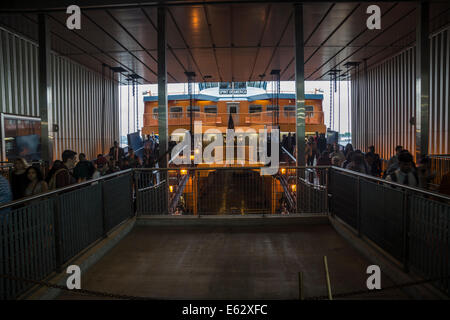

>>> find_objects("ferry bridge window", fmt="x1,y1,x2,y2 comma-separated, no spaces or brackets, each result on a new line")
170,106,183,118
219,82,232,89
235,82,246,89
199,82,218,91
249,105,262,113
246,81,267,90
1,114,41,162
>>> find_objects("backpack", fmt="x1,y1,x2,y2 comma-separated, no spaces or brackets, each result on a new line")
48,168,69,190
389,170,418,185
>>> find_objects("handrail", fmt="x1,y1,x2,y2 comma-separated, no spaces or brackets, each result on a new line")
3,164,447,210
277,174,296,210
169,144,188,164
428,154,450,159
281,146,296,162
331,166,450,201
0,169,132,210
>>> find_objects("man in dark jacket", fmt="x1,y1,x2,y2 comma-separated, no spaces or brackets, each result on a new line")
73,153,95,182
317,133,327,155
109,141,125,167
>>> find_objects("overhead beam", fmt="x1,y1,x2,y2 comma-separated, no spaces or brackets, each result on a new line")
415,1,430,159
0,0,439,13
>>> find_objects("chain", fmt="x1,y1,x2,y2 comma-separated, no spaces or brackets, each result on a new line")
2,273,448,300
0,274,159,300
305,275,450,300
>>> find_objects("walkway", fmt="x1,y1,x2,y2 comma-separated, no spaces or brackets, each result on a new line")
57,224,412,300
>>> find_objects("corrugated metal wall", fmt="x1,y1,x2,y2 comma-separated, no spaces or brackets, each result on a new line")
0,26,119,161
429,27,450,155
351,26,449,161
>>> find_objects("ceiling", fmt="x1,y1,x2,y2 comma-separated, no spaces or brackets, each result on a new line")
0,1,449,84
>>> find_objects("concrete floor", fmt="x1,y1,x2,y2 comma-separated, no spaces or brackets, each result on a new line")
57,224,412,300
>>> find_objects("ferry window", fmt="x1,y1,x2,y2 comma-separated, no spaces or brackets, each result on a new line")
187,106,200,117
266,105,280,111
249,105,262,113
187,106,200,112
284,105,295,117
170,107,183,113
170,107,183,118
305,105,314,117
204,105,217,114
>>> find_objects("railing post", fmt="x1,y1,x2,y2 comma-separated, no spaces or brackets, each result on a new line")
53,198,63,273
100,180,108,238
325,167,329,215
356,176,361,237
131,171,136,217
402,190,410,273
328,167,333,217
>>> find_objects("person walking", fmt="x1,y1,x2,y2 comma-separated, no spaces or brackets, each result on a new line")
24,166,48,196
109,141,125,168
366,146,382,177
10,157,30,200
48,150,77,189
346,150,369,174
385,151,418,187
73,153,95,182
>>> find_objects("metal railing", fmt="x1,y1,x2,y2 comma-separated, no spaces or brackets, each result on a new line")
329,166,450,296
0,170,134,300
133,166,329,216
2,163,449,298
429,155,450,186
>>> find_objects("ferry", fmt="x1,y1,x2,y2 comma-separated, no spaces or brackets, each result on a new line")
141,81,326,142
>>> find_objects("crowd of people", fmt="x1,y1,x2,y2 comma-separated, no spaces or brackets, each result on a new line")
0,136,164,208
1,132,449,213
304,135,439,190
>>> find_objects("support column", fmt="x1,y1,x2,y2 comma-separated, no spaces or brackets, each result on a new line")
294,3,305,214
157,5,169,214
294,4,305,167
415,1,430,159
38,14,53,164
158,6,169,167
